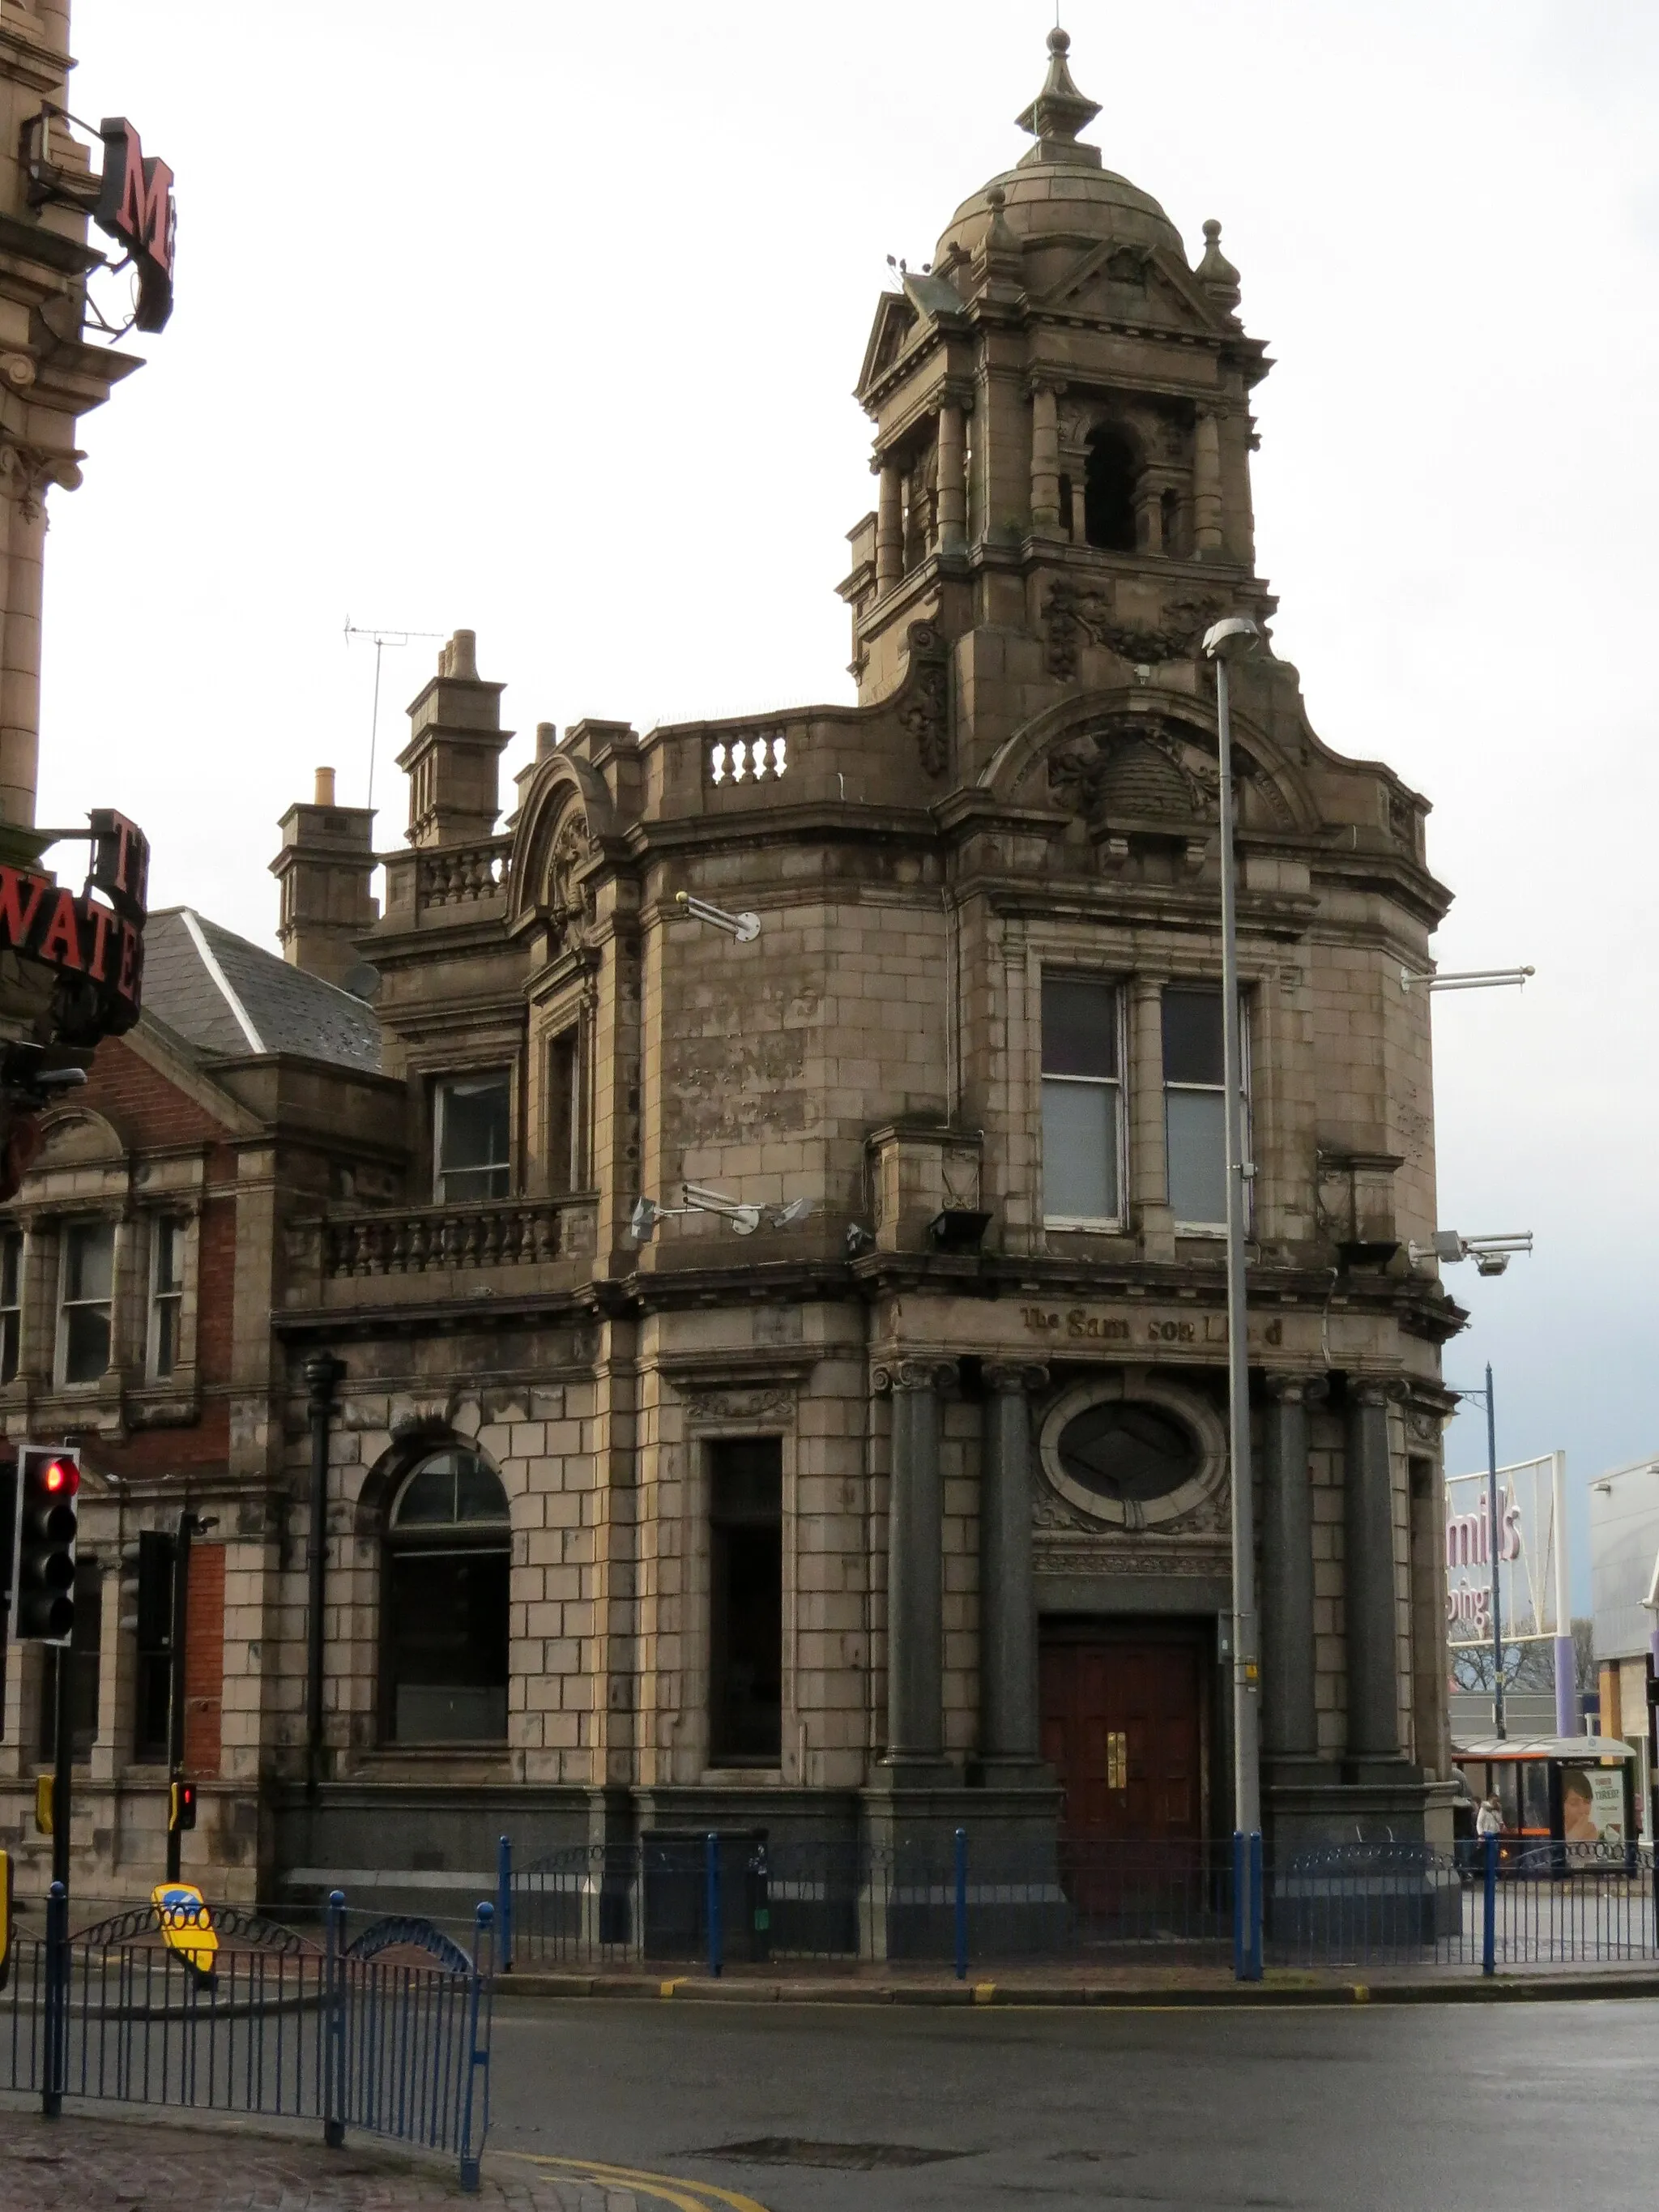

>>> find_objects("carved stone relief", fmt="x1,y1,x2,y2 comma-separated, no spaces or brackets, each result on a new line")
897,620,950,778
1044,579,1224,678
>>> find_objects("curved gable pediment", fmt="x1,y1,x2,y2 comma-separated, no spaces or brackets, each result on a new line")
983,690,1316,838
509,750,615,930
36,1103,130,1168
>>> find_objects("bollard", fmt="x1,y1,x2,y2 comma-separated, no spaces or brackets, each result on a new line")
1231,1831,1245,1981
1482,1832,1498,1977
497,1836,513,1974
41,1879,66,2119
706,1832,723,1979
953,1828,968,1981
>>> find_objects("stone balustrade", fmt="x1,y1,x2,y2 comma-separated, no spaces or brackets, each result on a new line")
321,1198,592,1279
707,730,788,786
416,839,512,909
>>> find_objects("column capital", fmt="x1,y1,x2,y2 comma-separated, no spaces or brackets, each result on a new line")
0,438,80,520
873,1356,958,1396
936,382,975,416
1350,1377,1409,1409
1026,374,1066,400
983,1360,1049,1396
1266,1373,1328,1407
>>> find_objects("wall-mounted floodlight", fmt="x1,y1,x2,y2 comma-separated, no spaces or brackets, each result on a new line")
629,1185,813,1241
1408,1228,1533,1279
675,891,761,943
1400,965,1535,994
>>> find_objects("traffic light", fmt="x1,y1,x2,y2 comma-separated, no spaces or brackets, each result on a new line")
168,1781,196,1833
11,1444,79,1643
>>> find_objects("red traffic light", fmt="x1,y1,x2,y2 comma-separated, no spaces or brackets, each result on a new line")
42,1458,77,1497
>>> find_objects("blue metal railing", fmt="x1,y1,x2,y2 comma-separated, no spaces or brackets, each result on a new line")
497,1830,1659,1982
1,1885,495,2192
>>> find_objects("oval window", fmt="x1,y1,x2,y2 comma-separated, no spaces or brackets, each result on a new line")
1056,1402,1199,1505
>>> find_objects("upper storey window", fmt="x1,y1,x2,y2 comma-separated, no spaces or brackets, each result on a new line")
59,1221,114,1385
433,1073,510,1204
1162,988,1248,1232
1084,425,1137,552
1042,976,1124,1228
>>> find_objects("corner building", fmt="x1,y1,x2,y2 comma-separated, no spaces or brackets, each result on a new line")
272,32,1463,1897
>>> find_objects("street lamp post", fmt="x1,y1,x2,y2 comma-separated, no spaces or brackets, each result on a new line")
1203,614,1261,1975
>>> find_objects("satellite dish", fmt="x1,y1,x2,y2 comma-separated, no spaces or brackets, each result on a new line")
340,961,381,1002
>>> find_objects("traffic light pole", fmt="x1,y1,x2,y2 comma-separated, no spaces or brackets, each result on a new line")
50,1642,70,1892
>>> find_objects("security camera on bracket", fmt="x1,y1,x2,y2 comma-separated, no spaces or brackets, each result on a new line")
629,1185,813,1241
1408,1228,1533,1279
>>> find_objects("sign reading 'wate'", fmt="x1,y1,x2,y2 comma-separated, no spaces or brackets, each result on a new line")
0,810,149,1039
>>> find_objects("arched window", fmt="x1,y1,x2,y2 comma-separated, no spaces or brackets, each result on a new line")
384,1447,510,1744
1083,425,1138,552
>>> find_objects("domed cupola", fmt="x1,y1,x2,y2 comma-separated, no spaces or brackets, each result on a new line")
842,26,1274,773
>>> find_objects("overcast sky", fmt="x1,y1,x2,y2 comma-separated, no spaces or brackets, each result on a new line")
50,3,1659,1604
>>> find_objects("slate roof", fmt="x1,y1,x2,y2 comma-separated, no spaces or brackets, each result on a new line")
141,909,382,1074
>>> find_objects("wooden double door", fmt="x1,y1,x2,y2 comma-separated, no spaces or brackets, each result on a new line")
1040,1621,1211,1845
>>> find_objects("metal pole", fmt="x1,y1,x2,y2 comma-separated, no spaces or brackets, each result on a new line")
366,637,384,815
305,1353,344,1800
1486,1364,1505,1741
1550,1450,1575,1739
1214,651,1260,1846
165,1510,194,1884
49,1642,70,1893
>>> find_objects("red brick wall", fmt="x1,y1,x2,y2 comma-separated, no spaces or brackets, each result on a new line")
72,1038,239,1480
181,1541,224,1775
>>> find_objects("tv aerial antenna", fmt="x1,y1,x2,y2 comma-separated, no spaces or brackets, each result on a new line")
343,620,444,813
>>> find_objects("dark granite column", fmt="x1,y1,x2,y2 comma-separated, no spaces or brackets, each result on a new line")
1261,1377,1320,1761
878,1360,955,1781
1346,1381,1402,1765
979,1363,1049,1784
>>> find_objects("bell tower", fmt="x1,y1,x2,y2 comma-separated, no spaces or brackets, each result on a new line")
840,28,1275,778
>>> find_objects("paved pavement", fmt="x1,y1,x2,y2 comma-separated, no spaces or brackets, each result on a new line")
0,2103,761,2212
488,1994,1659,2210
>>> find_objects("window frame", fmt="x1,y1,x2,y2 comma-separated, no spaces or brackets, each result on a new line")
380,1445,512,1748
431,1069,513,1206
56,1217,115,1389
1039,973,1128,1232
147,1213,186,1382
546,1023,586,1198
0,1227,20,1386
1161,984,1252,1236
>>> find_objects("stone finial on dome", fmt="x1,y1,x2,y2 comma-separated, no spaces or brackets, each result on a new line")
1196,218,1242,314
1016,26,1102,162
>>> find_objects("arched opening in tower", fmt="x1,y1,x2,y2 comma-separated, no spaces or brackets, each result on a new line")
1084,425,1138,552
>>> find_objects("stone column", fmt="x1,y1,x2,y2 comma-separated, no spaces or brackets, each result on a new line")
1028,380,1061,534
936,402,967,554
0,444,75,827
979,1363,1048,1782
1192,409,1224,556
877,1359,954,1778
1128,977,1173,1257
875,459,903,595
1261,1377,1320,1761
1345,1381,1402,1763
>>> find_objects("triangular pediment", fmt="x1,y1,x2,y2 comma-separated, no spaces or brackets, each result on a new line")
856,290,920,399
1036,238,1222,333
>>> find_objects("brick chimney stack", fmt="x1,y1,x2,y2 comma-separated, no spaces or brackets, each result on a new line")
270,765,377,986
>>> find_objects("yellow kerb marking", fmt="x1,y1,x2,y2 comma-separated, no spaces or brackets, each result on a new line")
659,1976,683,1997
1351,1983,1371,2003
513,2153,773,2212
974,1981,996,2003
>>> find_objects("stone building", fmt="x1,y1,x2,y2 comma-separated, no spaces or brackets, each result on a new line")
0,890,389,1894
4,29,1465,1902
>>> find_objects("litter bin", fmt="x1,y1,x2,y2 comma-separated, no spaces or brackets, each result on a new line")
641,1829,770,1962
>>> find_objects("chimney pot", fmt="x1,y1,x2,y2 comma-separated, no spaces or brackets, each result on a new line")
446,629,478,681
314,766,335,806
